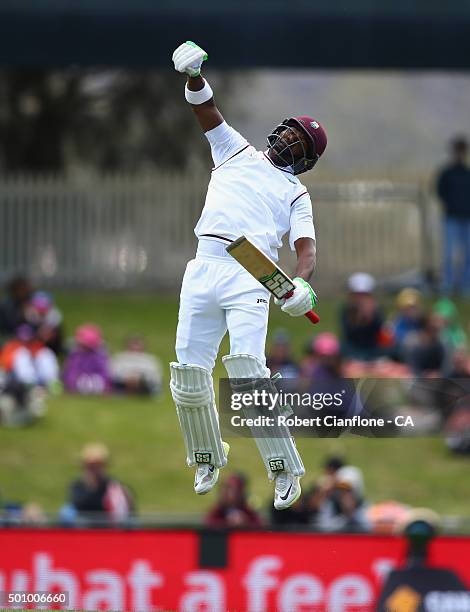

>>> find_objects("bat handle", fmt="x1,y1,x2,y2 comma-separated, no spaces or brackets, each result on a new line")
305,310,320,324
283,290,320,324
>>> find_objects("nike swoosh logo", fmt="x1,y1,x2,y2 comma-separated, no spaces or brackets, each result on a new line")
209,466,215,473
280,483,293,501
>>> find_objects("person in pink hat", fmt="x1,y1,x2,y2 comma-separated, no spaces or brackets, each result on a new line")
62,324,112,395
301,332,343,383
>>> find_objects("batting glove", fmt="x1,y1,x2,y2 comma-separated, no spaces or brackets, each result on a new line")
172,41,208,77
275,277,317,317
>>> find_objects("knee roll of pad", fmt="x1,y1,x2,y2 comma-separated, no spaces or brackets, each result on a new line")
170,362,227,469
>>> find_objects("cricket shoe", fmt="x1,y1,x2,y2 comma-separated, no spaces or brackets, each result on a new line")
194,441,230,495
274,471,301,510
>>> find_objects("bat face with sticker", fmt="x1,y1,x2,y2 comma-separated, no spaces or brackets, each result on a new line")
226,236,320,324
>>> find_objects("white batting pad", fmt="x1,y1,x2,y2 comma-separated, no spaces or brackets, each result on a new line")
222,354,305,480
170,362,228,469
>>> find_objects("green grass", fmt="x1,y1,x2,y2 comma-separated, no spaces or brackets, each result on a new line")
0,292,469,517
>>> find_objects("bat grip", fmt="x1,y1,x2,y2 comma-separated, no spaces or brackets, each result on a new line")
283,291,320,324
305,310,320,324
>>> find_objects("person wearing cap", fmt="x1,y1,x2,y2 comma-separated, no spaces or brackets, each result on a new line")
340,273,387,361
25,290,64,356
377,509,470,610
389,288,425,359
301,332,343,382
436,136,470,295
170,41,327,509
317,465,370,533
61,443,135,525
62,324,112,394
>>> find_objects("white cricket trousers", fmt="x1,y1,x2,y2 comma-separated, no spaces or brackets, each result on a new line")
176,239,271,371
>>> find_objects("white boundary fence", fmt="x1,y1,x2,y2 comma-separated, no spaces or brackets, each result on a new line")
0,174,439,293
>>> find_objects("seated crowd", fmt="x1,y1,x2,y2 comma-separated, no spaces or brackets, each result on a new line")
0,445,410,533
267,272,470,455
204,456,410,533
0,275,162,426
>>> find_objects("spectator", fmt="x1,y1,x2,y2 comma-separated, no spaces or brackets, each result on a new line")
301,332,342,382
377,509,469,611
110,336,162,396
340,273,387,361
25,291,64,355
61,443,135,524
0,324,60,389
433,298,467,351
403,313,448,376
0,275,33,343
266,329,299,379
315,455,345,503
444,403,470,455
367,501,410,535
205,473,263,528
317,465,370,532
63,324,112,395
436,136,470,295
389,288,425,357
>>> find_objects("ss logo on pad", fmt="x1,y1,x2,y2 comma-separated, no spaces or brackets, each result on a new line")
269,459,285,472
195,451,212,464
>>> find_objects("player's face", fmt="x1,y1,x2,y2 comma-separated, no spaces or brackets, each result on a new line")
269,125,310,168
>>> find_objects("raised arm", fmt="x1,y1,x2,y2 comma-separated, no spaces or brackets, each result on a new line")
172,41,224,133
186,75,224,133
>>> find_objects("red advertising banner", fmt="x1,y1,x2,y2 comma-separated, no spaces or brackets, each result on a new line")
0,529,469,611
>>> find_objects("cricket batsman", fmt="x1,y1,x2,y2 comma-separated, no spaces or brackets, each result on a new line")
169,41,327,509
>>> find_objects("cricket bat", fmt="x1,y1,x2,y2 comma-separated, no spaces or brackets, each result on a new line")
226,236,320,325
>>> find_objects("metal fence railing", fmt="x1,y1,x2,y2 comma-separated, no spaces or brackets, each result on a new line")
0,175,438,293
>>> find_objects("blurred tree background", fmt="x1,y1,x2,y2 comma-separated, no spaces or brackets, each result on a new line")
0,69,235,173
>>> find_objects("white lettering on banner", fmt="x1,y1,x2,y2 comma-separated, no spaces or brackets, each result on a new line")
426,591,470,612
10,570,29,593
34,553,79,610
0,550,399,610
277,574,324,611
128,560,163,611
328,574,373,610
244,556,281,612
180,571,225,612
243,556,374,611
82,571,123,612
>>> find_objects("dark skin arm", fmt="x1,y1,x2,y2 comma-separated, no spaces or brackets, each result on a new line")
186,74,224,133
294,237,316,282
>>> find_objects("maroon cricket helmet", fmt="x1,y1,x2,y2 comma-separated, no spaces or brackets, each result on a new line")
287,116,327,159
267,115,327,175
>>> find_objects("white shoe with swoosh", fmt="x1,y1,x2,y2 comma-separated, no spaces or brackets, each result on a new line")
194,441,230,495
274,471,301,510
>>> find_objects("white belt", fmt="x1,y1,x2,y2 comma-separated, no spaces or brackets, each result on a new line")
196,238,237,262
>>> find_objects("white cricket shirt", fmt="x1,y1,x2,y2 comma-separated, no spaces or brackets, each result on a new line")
194,121,316,261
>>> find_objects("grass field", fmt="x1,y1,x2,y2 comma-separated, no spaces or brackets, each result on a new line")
0,292,469,518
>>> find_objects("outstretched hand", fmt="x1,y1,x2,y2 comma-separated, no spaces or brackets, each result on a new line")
172,41,208,77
